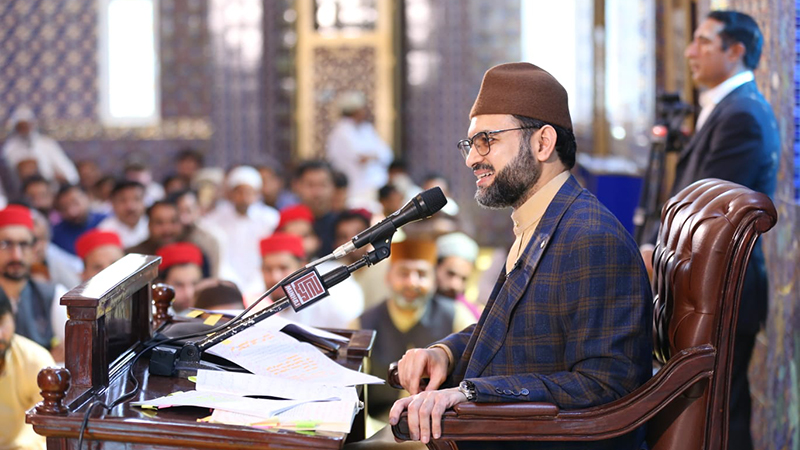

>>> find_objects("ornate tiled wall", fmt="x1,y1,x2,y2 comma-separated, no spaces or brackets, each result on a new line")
0,0,213,184
401,0,521,246
160,0,212,120
700,1,799,448
0,0,97,126
310,46,377,157
261,0,296,168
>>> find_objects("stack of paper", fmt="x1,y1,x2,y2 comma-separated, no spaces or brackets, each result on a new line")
137,317,383,433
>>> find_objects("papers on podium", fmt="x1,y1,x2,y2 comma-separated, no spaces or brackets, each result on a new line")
209,400,361,433
206,324,383,386
195,370,360,403
137,317,379,433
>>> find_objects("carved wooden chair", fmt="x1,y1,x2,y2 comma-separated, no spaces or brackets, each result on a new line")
390,178,778,450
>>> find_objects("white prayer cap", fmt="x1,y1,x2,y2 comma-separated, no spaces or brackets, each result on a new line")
7,105,36,131
193,167,225,188
226,165,263,190
436,232,479,264
338,91,367,115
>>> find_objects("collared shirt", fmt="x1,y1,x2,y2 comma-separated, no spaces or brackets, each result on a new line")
695,70,754,131
505,170,571,273
98,215,149,249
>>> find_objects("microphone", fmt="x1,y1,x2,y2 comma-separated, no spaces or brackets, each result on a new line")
332,187,448,259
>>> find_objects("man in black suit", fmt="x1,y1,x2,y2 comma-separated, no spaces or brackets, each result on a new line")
648,10,779,450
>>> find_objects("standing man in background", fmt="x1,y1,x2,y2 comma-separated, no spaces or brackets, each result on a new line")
326,91,393,208
643,11,779,450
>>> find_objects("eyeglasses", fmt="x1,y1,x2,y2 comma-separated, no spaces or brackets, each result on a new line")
457,127,539,160
0,239,36,252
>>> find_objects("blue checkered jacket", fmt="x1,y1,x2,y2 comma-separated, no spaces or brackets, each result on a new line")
439,175,653,411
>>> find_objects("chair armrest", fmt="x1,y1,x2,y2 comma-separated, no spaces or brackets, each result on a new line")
388,361,401,389
453,402,559,418
392,344,716,442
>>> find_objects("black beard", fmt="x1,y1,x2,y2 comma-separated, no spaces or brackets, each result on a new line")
2,262,30,281
474,139,541,209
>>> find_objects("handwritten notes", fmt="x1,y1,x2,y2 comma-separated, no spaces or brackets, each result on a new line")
141,317,377,434
206,326,383,386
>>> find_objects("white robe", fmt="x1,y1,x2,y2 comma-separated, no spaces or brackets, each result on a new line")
2,132,79,184
326,118,393,205
201,201,279,294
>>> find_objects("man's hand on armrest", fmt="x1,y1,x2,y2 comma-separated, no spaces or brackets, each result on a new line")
397,347,451,395
389,387,468,444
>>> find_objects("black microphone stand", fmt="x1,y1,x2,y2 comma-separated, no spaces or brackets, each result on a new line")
148,240,392,377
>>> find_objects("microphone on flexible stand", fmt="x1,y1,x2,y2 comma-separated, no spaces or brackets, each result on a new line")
149,243,396,377
306,186,449,267
148,189,448,377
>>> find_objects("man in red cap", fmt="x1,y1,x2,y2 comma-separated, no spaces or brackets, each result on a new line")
0,204,67,360
276,204,321,258
156,242,205,314
257,233,363,329
75,229,124,282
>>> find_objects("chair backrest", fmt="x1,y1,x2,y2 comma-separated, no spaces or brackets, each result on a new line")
648,179,777,450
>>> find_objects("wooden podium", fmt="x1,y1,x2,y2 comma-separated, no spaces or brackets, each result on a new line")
26,254,375,449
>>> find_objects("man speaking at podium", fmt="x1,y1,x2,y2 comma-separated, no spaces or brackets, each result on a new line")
369,63,653,450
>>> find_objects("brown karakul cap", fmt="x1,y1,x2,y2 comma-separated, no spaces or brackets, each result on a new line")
390,239,437,265
469,62,572,131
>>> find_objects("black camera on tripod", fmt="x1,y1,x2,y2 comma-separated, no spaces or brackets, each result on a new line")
633,93,695,244
654,93,694,153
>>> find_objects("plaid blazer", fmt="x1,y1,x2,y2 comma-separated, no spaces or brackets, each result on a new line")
439,175,653,411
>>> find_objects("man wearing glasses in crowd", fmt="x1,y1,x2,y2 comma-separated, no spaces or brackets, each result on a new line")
0,204,66,361
367,63,653,450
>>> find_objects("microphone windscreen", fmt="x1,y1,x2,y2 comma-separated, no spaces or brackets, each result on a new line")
419,187,448,215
